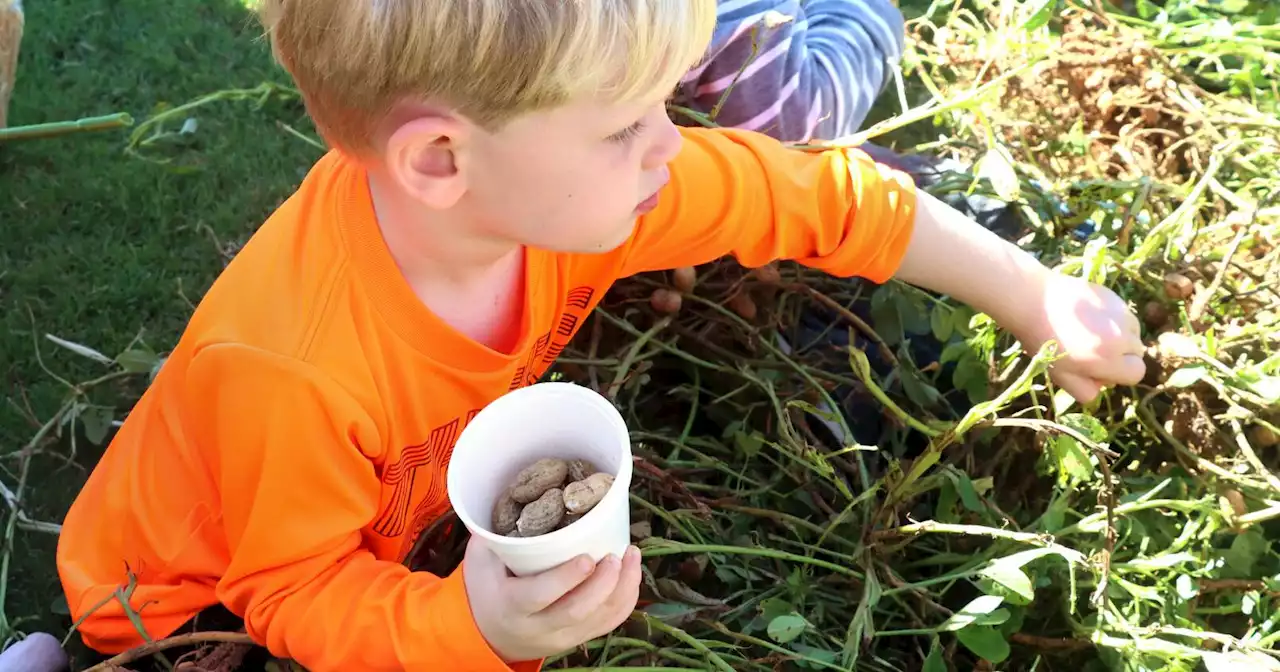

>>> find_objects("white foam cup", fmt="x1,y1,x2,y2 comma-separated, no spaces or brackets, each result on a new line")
446,381,633,576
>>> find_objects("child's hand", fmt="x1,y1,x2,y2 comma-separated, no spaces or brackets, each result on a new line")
1003,271,1147,404
462,536,642,663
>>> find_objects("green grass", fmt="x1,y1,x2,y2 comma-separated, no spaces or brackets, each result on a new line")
3,0,1280,670
0,0,319,639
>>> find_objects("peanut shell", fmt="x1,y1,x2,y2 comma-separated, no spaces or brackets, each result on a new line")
559,512,584,530
567,459,597,483
510,458,569,504
516,488,565,537
491,491,522,535
564,472,614,515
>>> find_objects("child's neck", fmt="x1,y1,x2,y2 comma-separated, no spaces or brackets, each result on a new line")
367,172,527,354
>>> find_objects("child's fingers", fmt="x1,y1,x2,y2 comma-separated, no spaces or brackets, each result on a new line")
537,554,623,630
591,546,642,637
1080,348,1146,387
508,554,596,615
1054,369,1102,404
1116,353,1147,385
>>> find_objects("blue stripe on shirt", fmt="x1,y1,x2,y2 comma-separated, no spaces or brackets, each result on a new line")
676,0,905,143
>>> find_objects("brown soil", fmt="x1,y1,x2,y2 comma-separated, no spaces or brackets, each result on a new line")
920,8,1207,181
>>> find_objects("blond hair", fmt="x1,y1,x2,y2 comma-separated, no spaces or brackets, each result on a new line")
258,0,716,155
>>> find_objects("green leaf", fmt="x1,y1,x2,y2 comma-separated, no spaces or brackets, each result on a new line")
901,368,943,408
80,406,115,446
980,564,1035,601
50,595,71,616
734,431,764,458
1058,413,1108,443
793,644,839,668
956,625,1010,663
870,287,904,348
1135,0,1160,19
643,602,701,626
1115,552,1198,571
1050,435,1094,483
931,306,953,341
1223,530,1269,577
940,595,1005,631
999,546,1087,569
1166,364,1208,388
999,606,1027,637
898,293,931,337
844,569,881,664
953,471,983,513
923,636,946,672
953,355,990,405
940,341,970,365
937,479,959,524
768,613,808,644
1040,494,1069,532
951,307,976,338
759,597,794,624
116,348,161,374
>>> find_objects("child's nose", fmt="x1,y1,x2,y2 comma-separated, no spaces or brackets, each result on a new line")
642,115,684,170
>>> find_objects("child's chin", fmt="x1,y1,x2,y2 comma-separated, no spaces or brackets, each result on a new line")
563,223,638,254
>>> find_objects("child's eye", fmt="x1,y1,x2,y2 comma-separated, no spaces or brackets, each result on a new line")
607,121,645,144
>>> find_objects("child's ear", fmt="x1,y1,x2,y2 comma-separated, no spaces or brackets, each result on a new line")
384,115,469,209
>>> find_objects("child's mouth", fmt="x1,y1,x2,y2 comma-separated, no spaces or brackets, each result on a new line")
634,192,660,214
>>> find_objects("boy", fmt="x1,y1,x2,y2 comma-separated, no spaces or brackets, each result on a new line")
57,2,1146,672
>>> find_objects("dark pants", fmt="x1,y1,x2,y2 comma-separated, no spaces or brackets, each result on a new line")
68,604,260,671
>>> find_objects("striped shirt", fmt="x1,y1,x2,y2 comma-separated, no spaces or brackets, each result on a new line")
675,0,905,143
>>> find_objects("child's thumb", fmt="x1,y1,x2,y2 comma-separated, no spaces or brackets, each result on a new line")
462,535,508,585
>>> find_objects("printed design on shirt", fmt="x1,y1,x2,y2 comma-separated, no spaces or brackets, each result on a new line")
505,286,597,390
372,413,469,537
566,286,594,310
544,312,578,362
394,409,480,559
508,333,552,391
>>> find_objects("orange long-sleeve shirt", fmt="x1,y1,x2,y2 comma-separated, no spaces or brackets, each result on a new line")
56,127,916,671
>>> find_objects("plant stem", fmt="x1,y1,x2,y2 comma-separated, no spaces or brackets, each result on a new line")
638,614,736,672
0,113,133,142
640,541,864,579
